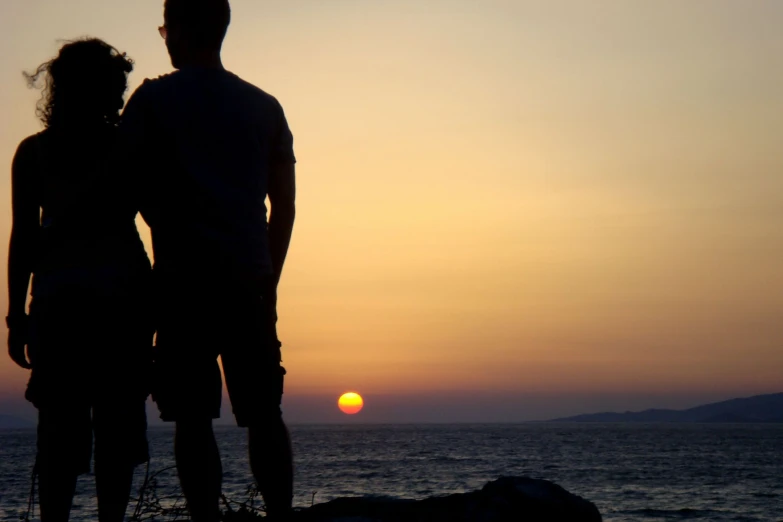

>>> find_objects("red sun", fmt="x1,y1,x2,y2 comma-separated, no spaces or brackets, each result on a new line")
338,392,364,415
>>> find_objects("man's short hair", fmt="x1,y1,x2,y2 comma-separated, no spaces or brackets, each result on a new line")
164,0,231,50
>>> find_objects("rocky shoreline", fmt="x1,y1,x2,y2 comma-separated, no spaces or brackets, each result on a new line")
224,477,602,521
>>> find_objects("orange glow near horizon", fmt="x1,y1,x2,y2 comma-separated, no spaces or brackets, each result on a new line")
338,392,364,415
0,1,781,412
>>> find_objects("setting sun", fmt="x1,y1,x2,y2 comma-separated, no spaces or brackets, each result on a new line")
338,392,364,415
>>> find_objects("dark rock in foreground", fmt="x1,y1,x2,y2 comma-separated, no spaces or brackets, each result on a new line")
292,477,602,521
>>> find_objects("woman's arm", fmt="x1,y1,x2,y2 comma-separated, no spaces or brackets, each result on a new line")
7,137,40,369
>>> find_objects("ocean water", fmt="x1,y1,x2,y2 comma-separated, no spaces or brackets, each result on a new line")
1,424,781,521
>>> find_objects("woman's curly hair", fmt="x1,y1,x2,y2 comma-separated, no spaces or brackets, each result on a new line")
24,38,134,128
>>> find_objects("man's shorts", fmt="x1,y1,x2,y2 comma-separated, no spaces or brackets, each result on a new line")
151,276,285,428
26,265,153,475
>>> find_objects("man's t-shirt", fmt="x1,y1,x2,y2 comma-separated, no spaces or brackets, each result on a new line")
119,67,295,283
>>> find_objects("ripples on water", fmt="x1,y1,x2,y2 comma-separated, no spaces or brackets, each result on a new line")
1,424,781,521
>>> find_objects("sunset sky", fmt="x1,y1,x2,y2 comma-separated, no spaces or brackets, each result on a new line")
0,0,781,423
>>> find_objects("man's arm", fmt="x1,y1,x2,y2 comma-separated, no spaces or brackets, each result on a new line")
7,138,40,369
117,81,156,226
267,100,297,288
268,162,296,287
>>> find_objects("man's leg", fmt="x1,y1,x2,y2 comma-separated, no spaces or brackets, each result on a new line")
175,419,223,522
154,280,225,522
227,288,292,517
248,418,293,516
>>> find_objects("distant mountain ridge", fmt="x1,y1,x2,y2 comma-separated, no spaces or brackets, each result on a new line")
548,393,783,423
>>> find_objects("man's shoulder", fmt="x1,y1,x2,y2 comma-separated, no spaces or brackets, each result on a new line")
227,72,284,110
122,73,177,113
133,71,181,96
132,70,282,109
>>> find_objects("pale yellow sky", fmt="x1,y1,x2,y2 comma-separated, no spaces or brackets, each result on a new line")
0,1,781,420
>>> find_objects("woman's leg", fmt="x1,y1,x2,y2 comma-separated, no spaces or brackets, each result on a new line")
93,397,149,522
36,407,91,522
95,459,135,522
92,266,154,522
37,461,78,522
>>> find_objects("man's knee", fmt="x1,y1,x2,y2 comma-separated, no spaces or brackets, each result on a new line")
248,417,290,446
175,418,216,446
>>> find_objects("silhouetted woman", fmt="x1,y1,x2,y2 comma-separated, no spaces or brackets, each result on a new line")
6,39,153,522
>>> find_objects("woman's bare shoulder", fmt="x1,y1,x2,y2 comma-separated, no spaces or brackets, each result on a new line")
14,130,47,161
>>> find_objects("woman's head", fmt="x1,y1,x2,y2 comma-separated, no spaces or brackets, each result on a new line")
25,38,134,128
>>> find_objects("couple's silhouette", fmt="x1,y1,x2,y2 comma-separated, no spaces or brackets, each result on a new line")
6,1,297,521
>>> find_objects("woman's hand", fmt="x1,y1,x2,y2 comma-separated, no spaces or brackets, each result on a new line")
7,137,39,370
7,316,32,369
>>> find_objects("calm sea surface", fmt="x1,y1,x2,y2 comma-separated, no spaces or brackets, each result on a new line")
0,424,781,521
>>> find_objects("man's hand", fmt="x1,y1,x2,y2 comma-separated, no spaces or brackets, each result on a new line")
7,318,31,370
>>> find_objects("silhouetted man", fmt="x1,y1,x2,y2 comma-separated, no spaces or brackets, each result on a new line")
118,1,296,520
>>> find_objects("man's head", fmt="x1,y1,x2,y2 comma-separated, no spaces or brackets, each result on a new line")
162,0,231,68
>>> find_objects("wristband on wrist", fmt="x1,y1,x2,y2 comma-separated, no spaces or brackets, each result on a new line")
6,314,28,329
